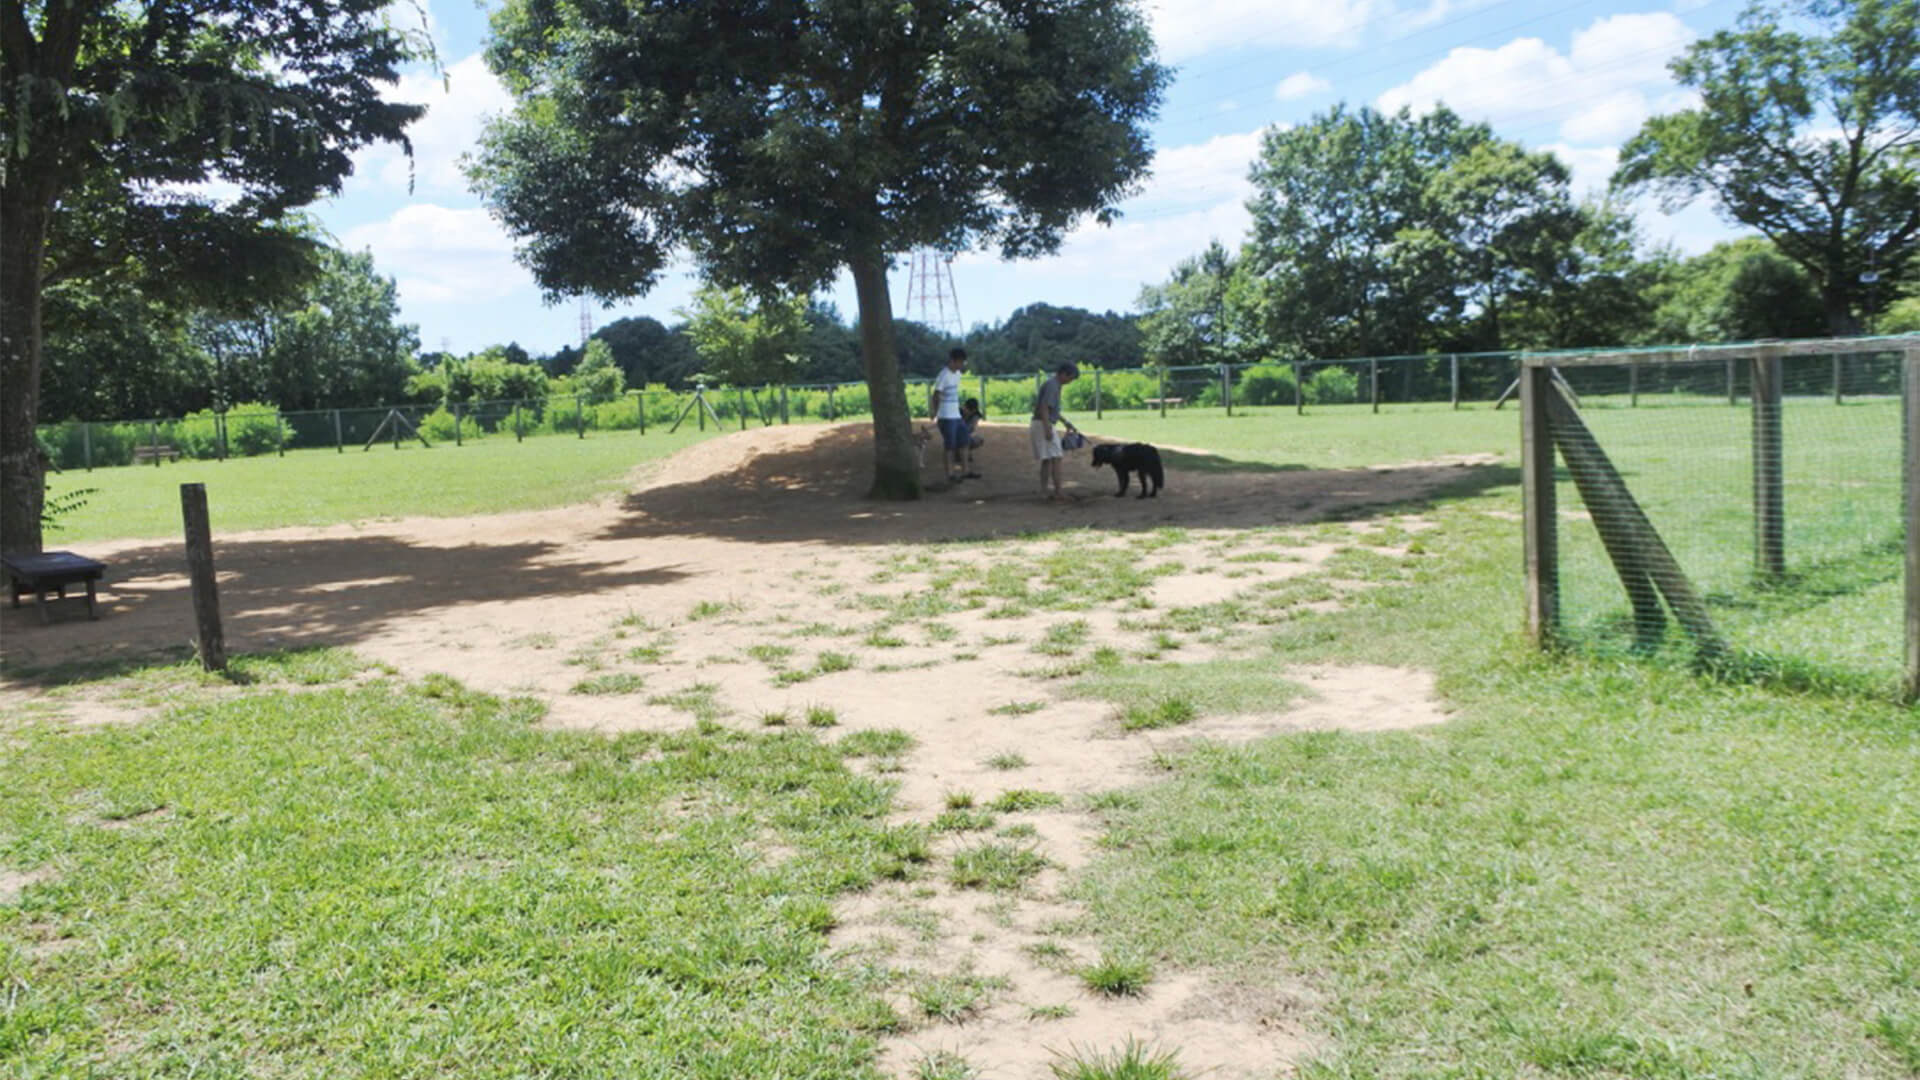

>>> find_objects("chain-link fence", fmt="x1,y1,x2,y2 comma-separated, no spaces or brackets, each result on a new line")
1521,337,1917,698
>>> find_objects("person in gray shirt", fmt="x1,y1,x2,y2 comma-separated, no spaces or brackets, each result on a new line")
1030,362,1080,501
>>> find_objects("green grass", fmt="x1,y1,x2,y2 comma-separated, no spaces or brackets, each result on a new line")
1072,491,1920,1078
988,700,1046,716
1079,952,1153,996
1047,1038,1187,1080
984,751,1028,771
569,672,646,695
1084,401,1516,471
1117,697,1198,732
43,427,719,542
0,672,907,1074
987,789,1065,812
1073,661,1303,721
948,843,1049,891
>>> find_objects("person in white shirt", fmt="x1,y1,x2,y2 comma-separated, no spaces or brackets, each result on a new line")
928,347,974,483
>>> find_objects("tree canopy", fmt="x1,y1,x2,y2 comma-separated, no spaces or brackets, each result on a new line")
1,0,425,551
1613,0,1920,334
470,0,1166,498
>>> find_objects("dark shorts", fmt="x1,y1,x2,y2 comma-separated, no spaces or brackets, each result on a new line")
938,416,967,451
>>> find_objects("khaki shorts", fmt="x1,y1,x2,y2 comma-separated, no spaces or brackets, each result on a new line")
1029,419,1061,461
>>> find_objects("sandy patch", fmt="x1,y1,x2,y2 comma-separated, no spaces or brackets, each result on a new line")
0,867,55,904
1,422,1485,1073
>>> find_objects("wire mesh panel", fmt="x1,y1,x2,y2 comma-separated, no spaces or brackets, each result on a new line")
1545,347,1904,693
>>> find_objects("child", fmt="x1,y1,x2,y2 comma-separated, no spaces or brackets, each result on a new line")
959,398,985,478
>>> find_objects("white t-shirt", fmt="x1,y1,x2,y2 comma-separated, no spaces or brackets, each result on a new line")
934,366,964,420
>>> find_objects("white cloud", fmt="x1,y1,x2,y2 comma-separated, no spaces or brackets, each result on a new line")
341,203,524,305
1274,71,1332,101
1539,142,1621,198
1144,0,1385,62
351,51,513,197
1139,129,1265,208
1375,12,1694,143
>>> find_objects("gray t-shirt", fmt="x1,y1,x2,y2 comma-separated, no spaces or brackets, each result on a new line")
1032,377,1062,422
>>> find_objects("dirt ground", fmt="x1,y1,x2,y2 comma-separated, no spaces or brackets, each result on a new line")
0,421,1497,1078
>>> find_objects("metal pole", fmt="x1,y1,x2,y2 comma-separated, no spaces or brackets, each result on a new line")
1727,356,1737,406
1221,363,1232,417
276,411,286,457
82,423,92,471
453,403,462,447
738,386,747,431
979,373,987,417
514,401,524,442
333,409,343,453
1834,354,1843,406
1159,367,1168,418
217,411,228,460
781,385,789,425
1630,362,1640,408
1094,367,1103,419
1294,362,1303,415
1370,359,1380,414
150,421,161,467
577,394,586,438
826,385,835,421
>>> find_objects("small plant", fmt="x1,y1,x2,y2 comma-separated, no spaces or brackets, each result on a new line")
1119,696,1197,732
569,673,646,695
688,599,739,620
1085,790,1143,812
780,896,837,934
1027,1002,1075,1021
745,643,794,666
988,789,1063,813
1034,620,1087,657
759,709,791,727
648,682,728,721
616,611,653,629
625,643,670,663
997,822,1039,839
1079,951,1153,997
915,1050,980,1080
925,622,959,643
944,791,975,810
814,650,857,674
988,701,1045,716
805,704,840,728
864,628,908,648
984,751,1027,771
838,729,915,757
774,669,817,686
1090,646,1124,668
933,808,996,833
948,842,1049,890
1048,1038,1185,1080
1023,941,1075,967
910,972,1003,1023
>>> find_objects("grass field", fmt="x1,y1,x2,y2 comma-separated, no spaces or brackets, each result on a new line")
8,405,1916,1077
44,426,720,543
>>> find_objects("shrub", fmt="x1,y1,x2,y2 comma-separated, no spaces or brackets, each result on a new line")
1305,366,1360,404
171,403,283,458
1236,364,1298,406
418,407,469,443
37,420,139,469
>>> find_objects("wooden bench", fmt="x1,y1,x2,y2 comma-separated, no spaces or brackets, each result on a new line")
2,551,108,623
133,444,181,464
1143,397,1187,408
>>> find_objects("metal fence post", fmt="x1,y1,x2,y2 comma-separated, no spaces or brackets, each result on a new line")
514,400,524,442
1094,366,1103,419
1907,343,1920,701
1370,359,1380,414
82,423,92,471
1726,356,1737,406
1752,344,1784,582
827,385,836,420
150,420,162,467
638,390,647,434
333,408,343,453
737,386,748,431
1221,363,1232,417
1294,362,1303,415
1450,355,1459,410
781,385,789,424
1159,367,1168,418
453,403,463,447
1630,362,1640,407
276,410,286,457
1834,354,1844,405
217,411,228,461
979,372,987,416
577,394,586,438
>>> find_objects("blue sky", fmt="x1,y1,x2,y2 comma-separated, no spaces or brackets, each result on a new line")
322,0,1749,355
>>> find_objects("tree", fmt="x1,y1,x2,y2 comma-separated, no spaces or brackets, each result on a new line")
679,286,811,387
1137,242,1239,366
1,0,424,552
1642,236,1827,342
1614,0,1920,335
568,339,626,403
470,0,1166,499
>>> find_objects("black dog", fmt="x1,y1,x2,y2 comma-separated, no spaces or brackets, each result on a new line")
1090,442,1164,498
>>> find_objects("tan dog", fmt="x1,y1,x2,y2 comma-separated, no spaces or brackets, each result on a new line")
912,425,934,471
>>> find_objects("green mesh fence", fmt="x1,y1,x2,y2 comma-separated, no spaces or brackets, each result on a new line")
1540,344,1907,694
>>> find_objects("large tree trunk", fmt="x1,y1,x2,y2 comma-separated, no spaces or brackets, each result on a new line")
0,184,49,554
849,255,921,501
1821,282,1861,336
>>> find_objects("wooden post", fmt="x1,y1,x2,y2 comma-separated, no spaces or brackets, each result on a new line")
781,385,789,424
1294,362,1304,415
826,385,835,421
453,403,463,447
393,409,402,450
1833,354,1843,405
1726,356,1737,406
1221,363,1233,417
514,401,524,442
333,409,343,453
82,423,92,471
1629,362,1640,407
1906,345,1920,701
1370,359,1380,414
576,394,586,438
150,421,161,467
1449,355,1459,410
978,373,987,417
1752,345,1785,582
276,411,286,457
217,412,228,460
1521,363,1559,647
1093,367,1103,419
737,386,748,431
180,483,226,672
697,388,707,431
1159,367,1168,418
638,390,647,434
